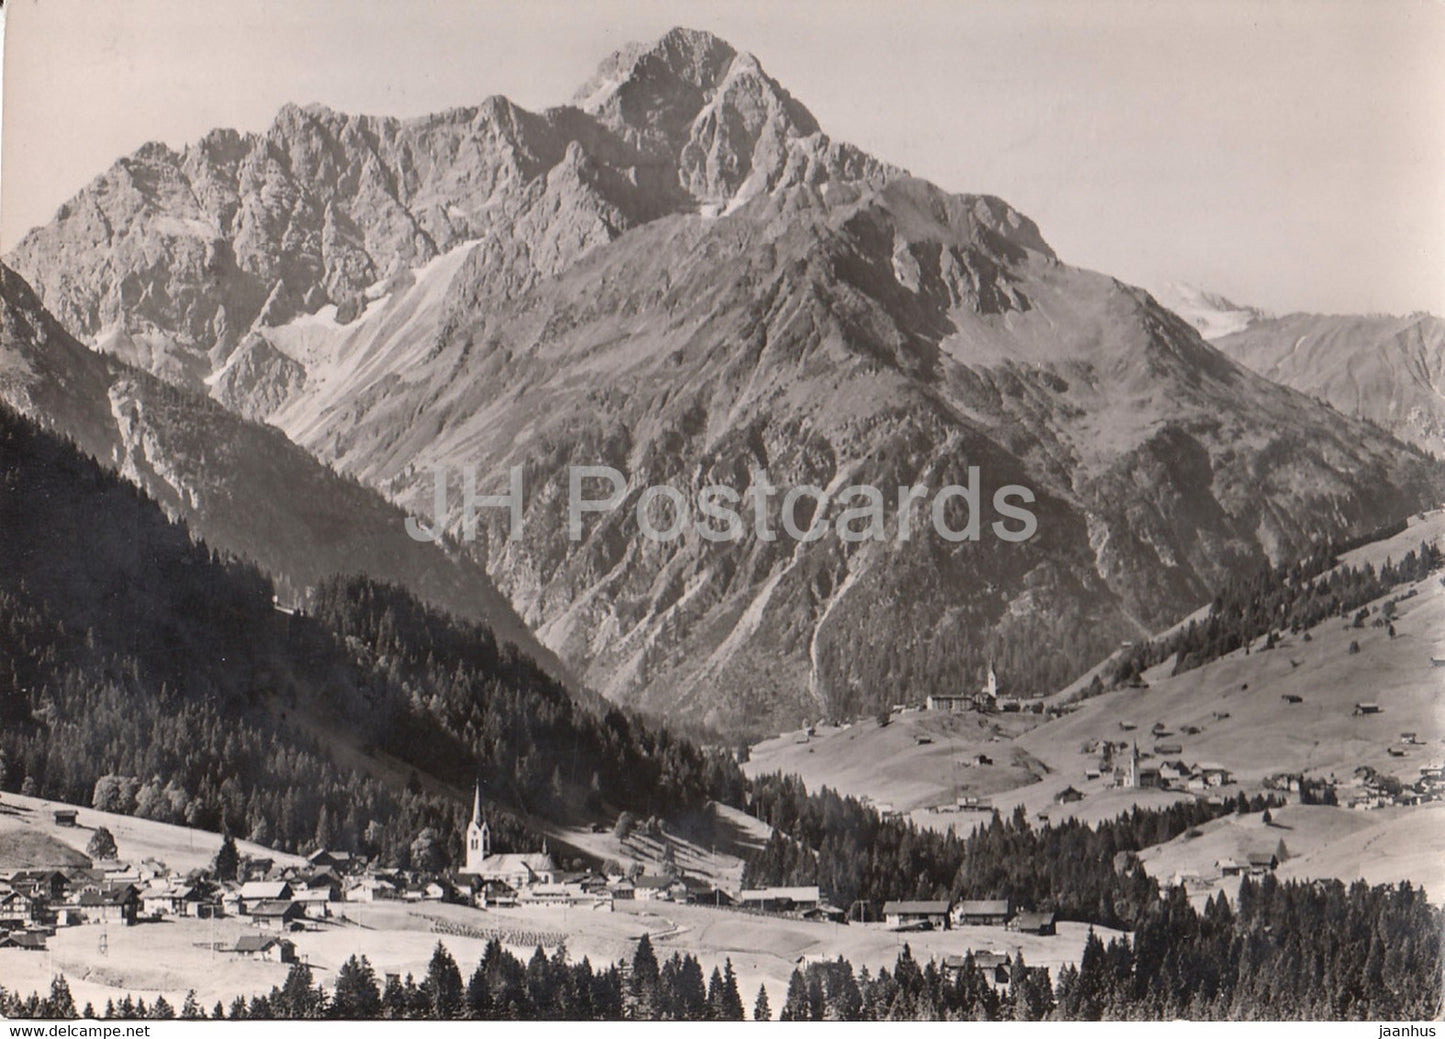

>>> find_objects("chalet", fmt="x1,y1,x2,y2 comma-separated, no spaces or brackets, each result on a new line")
737,887,820,913
0,931,47,951
1136,766,1162,789
294,889,333,920
345,876,397,903
1153,743,1183,757
78,886,139,925
232,935,296,963
927,693,975,712
1054,786,1085,804
1246,852,1278,875
0,889,41,929
238,880,294,905
952,899,1010,926
802,902,845,923
306,849,357,874
1198,764,1233,787
1008,910,1057,936
53,809,78,827
607,878,636,901
942,951,1011,987
882,900,950,930
1216,858,1245,877
296,871,343,900
1353,702,1382,716
250,900,304,930
632,875,675,902
455,877,517,909
11,870,68,901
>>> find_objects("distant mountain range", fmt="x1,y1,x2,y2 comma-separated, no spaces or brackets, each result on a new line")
1154,283,1445,456
7,28,1443,735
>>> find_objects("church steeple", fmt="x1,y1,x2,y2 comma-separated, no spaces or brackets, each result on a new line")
465,783,490,872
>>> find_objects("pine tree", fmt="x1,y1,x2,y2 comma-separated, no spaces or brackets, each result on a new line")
422,942,463,1019
753,984,771,1021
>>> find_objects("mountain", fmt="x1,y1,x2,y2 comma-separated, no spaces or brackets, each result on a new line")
8,28,1444,736
1211,311,1445,457
0,261,562,673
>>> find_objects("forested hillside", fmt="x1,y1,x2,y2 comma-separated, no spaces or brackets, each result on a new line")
0,404,742,862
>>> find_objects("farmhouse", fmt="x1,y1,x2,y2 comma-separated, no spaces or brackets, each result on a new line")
882,900,950,930
238,880,293,905
737,886,821,913
78,885,139,925
232,935,296,962
1246,852,1278,876
1007,910,1057,936
249,899,304,930
1054,786,1084,804
952,899,1011,926
0,931,47,951
942,951,1012,987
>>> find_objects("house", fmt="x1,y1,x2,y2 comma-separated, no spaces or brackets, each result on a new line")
737,887,821,913
294,889,333,920
1198,764,1233,787
943,952,1011,987
1007,910,1057,936
632,876,675,902
1216,858,1245,877
1054,786,1085,805
1246,852,1278,875
802,902,845,923
1281,694,1303,704
926,693,973,713
52,809,78,827
296,871,343,900
607,878,635,901
0,931,47,951
952,899,1010,926
232,935,296,962
250,900,304,929
78,886,139,926
11,870,68,901
1354,702,1383,715
882,900,950,930
1153,743,1183,757
345,876,397,903
238,880,294,905
306,849,357,874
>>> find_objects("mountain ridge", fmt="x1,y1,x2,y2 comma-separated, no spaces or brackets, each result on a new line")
7,28,1444,735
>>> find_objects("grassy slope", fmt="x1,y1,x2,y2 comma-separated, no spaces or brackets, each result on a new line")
0,792,304,874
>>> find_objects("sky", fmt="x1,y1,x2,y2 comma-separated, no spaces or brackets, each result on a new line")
2,0,1442,316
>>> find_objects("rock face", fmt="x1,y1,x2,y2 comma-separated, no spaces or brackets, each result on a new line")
8,28,1443,735
0,263,564,678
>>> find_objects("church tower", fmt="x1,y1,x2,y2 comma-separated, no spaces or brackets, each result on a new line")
465,784,490,873
1127,740,1139,790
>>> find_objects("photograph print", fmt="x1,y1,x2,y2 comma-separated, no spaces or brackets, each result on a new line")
0,0,1442,1025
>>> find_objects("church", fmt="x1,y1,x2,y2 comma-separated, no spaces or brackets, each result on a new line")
463,785,556,890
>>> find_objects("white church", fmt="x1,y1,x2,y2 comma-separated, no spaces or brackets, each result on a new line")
463,785,556,890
